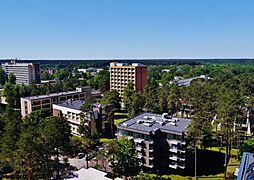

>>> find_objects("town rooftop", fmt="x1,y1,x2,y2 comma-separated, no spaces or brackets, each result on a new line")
117,112,191,135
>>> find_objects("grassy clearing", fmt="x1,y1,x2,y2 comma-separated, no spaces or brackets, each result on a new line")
99,138,111,144
114,119,127,125
114,111,129,125
114,112,129,116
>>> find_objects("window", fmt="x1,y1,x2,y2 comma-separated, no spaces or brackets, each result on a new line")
42,104,50,109
59,97,66,101
167,133,174,139
32,101,41,106
42,99,50,104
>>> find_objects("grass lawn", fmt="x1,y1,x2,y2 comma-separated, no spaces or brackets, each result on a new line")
114,111,129,125
114,118,127,125
114,112,129,116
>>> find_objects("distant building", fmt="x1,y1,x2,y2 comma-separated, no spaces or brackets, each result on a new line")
174,75,209,86
78,68,96,73
161,69,171,73
47,69,57,75
53,100,114,137
2,61,41,85
235,152,254,180
20,87,97,117
78,68,104,76
116,112,192,173
40,78,59,85
110,62,147,99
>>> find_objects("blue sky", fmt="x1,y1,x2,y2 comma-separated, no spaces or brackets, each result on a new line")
0,0,254,59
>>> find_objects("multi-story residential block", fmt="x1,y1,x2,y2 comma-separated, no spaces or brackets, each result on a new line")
110,62,147,98
116,112,192,173
53,100,114,137
2,61,41,85
20,86,98,117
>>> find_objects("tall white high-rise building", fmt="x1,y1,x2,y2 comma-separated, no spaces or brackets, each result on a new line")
2,61,41,85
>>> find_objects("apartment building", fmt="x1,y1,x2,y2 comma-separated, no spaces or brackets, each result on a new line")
116,112,192,173
20,87,94,117
110,62,147,98
53,100,114,137
2,61,41,84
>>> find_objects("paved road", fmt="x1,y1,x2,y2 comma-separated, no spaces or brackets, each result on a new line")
68,157,87,169
68,156,113,174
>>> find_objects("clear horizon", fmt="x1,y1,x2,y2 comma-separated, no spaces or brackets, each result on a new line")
1,0,254,59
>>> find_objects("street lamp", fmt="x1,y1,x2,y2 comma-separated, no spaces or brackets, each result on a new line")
54,148,60,179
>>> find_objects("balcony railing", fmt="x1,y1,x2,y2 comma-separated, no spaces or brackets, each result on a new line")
149,148,154,152
137,153,143,159
134,138,144,144
149,156,154,160
178,165,185,169
179,157,185,161
181,141,186,145
180,150,186,153
136,146,142,151
169,148,178,153
169,156,178,161
169,164,177,169
168,139,179,145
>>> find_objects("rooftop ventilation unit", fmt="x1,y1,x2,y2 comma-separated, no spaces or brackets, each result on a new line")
162,113,172,122
144,116,155,120
137,120,144,124
122,123,128,127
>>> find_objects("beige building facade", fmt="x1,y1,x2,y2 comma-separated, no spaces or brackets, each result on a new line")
110,62,147,98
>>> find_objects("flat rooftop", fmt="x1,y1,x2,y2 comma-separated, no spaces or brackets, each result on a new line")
21,87,95,101
22,90,79,100
54,100,84,110
110,62,145,67
54,100,103,111
117,112,192,135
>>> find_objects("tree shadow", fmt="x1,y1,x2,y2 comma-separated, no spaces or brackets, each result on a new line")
114,114,128,119
185,149,225,176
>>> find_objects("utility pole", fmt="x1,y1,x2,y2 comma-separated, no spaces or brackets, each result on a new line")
195,144,197,180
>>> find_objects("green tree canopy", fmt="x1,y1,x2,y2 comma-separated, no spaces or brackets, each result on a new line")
101,90,121,110
238,137,254,159
0,68,7,86
123,81,135,113
8,73,16,85
110,137,140,178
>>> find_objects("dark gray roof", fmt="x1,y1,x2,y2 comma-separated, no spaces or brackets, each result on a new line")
117,112,192,135
56,100,84,110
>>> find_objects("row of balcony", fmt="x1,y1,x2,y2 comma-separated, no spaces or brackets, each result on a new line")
110,69,135,72
169,148,186,154
169,164,185,169
169,155,185,162
111,82,129,85
111,72,135,75
167,139,186,146
111,77,135,81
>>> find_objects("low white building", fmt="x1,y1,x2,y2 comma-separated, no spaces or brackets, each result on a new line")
53,100,114,137
65,167,122,180
53,100,83,136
